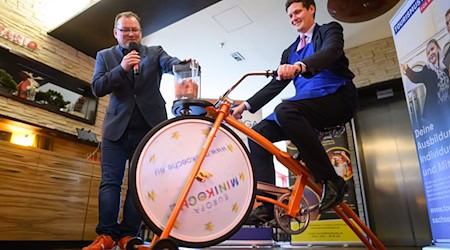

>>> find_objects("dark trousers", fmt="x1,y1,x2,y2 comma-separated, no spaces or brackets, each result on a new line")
96,127,150,241
248,83,357,189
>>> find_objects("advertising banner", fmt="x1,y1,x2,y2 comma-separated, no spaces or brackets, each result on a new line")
289,125,362,245
390,0,450,245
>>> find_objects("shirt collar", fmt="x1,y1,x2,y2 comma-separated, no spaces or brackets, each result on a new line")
300,23,315,41
120,46,129,56
120,44,141,55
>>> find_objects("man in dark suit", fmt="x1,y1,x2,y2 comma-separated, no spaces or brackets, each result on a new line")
232,0,358,224
84,11,188,250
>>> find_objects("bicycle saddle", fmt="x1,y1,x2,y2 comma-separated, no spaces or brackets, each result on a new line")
316,124,346,140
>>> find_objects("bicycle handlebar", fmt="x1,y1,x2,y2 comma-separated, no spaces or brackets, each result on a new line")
220,68,302,100
221,70,277,99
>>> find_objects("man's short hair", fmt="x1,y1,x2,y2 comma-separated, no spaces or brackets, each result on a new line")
114,11,141,28
285,0,316,11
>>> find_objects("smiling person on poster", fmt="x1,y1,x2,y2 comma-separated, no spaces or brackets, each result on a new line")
83,11,193,250
231,0,358,224
401,39,450,128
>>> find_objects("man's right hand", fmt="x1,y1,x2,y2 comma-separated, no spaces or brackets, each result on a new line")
121,50,140,72
277,63,301,80
231,103,247,119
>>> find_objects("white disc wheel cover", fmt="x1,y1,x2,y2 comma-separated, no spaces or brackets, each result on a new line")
135,118,254,244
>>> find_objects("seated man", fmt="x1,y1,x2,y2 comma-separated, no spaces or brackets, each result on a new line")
232,0,358,224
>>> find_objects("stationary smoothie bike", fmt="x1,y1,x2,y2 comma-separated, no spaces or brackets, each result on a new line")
126,67,386,250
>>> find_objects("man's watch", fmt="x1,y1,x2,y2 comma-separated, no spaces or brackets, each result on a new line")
294,61,306,73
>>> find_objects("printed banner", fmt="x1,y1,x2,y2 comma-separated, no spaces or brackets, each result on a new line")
291,219,362,244
288,125,362,245
390,0,450,244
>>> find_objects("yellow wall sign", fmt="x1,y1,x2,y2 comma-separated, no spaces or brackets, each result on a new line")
291,219,363,245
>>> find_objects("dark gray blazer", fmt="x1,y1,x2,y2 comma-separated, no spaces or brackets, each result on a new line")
247,22,355,112
92,45,181,141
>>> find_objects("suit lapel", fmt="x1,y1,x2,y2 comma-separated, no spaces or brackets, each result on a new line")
113,45,135,83
311,24,321,52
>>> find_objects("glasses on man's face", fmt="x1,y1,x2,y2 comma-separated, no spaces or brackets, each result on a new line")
116,28,141,34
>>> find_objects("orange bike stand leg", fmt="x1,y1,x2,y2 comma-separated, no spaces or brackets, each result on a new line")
148,235,159,248
333,206,376,249
305,179,385,249
338,202,386,250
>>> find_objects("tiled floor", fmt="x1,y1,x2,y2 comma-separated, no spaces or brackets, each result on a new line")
0,241,425,250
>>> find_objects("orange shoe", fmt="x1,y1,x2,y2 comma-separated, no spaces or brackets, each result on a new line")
117,236,133,250
82,235,116,250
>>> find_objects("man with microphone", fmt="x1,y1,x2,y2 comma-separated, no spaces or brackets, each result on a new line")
85,11,191,250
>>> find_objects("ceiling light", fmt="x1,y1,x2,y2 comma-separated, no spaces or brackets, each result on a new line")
230,52,245,62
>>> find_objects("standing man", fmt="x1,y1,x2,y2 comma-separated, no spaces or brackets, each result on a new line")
84,11,189,250
232,0,358,224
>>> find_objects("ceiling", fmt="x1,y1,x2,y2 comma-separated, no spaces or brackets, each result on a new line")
48,0,222,58
142,0,405,102
49,0,405,114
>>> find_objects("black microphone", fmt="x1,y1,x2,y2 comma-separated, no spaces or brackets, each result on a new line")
128,42,140,75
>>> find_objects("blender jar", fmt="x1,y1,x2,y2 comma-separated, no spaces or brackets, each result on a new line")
173,61,200,99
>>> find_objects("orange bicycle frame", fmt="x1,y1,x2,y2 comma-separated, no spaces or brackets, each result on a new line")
154,71,385,250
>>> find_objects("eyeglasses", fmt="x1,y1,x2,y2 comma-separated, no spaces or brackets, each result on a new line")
116,28,141,34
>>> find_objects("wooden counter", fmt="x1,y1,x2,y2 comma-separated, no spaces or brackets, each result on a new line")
0,140,102,241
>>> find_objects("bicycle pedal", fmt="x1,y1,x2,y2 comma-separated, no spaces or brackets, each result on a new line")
303,204,319,214
255,219,279,228
267,219,281,228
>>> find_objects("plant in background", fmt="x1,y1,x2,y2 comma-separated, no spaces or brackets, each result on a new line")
35,89,70,109
0,69,18,92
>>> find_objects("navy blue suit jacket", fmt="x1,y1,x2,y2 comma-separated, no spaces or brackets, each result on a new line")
247,22,354,112
92,45,181,141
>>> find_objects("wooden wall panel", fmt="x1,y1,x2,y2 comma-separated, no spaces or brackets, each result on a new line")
0,143,40,240
0,163,38,240
23,167,91,240
38,153,93,176
83,177,100,241
52,137,100,161
0,141,102,240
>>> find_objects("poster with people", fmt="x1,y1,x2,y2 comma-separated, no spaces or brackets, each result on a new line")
289,124,363,245
390,0,450,245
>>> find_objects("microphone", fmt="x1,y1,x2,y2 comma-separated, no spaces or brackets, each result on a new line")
128,42,140,75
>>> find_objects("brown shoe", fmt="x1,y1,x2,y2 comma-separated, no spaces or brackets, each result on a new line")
82,235,116,250
118,236,133,250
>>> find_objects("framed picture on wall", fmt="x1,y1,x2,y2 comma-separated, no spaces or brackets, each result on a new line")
0,46,98,124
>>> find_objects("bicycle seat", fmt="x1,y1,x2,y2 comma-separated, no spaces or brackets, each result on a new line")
316,124,346,140
172,99,214,116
